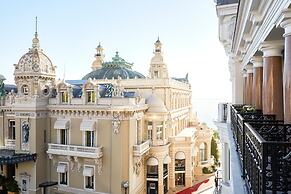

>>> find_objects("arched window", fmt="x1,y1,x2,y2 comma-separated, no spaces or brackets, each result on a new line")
199,143,207,162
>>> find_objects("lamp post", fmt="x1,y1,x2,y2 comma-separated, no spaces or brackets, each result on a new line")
121,181,129,194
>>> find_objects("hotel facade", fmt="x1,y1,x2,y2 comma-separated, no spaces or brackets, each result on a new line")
215,0,291,193
0,31,213,194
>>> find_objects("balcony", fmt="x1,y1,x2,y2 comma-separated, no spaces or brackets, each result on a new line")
47,144,103,159
133,140,150,156
5,139,15,149
230,105,291,194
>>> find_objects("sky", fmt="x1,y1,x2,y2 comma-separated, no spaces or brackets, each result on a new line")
0,0,231,127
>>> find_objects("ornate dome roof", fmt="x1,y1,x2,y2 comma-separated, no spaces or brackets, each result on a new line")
14,33,56,77
146,93,167,113
83,52,145,80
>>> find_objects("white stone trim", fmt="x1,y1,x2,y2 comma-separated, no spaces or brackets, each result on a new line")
250,56,263,67
83,164,95,191
58,162,69,187
260,40,284,57
245,64,253,73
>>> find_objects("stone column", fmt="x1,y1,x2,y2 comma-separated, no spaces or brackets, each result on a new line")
281,17,291,123
245,63,253,105
243,70,247,104
250,56,263,110
260,41,284,120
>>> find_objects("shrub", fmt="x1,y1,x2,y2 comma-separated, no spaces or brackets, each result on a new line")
202,167,212,174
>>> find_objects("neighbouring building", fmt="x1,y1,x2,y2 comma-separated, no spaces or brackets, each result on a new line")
0,29,214,194
215,0,291,193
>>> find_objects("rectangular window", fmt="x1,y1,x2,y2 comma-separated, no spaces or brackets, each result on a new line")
87,91,96,103
60,129,68,145
59,172,68,185
85,176,94,189
8,120,16,140
85,131,95,147
156,122,163,140
61,91,68,103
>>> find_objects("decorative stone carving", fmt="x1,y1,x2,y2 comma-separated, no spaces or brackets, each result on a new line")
95,158,102,175
133,157,143,175
74,156,82,172
112,112,121,134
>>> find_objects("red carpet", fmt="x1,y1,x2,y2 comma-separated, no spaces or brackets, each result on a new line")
176,179,209,194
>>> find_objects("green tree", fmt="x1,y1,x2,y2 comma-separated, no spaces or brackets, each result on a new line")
211,137,219,164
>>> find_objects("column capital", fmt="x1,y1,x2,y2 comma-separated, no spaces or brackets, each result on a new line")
279,9,291,37
245,63,253,74
243,69,247,77
260,40,284,57
250,56,263,67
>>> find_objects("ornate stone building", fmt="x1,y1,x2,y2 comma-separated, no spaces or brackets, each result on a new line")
0,30,213,194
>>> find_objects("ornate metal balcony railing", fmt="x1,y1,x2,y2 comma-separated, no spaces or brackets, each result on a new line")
47,143,103,159
230,104,291,194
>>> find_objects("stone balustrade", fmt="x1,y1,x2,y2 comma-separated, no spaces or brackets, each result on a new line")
47,143,103,159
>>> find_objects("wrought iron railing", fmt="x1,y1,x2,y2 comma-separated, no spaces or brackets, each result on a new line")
230,104,291,194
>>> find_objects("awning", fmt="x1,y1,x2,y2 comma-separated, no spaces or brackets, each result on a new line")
54,119,70,129
175,151,186,160
163,155,171,164
57,163,67,173
83,167,94,177
0,150,37,165
147,157,158,166
80,120,96,131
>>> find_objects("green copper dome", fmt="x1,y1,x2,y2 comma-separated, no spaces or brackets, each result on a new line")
83,52,145,80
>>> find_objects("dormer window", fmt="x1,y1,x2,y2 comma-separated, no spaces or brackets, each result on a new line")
21,85,29,95
87,90,96,103
61,91,68,103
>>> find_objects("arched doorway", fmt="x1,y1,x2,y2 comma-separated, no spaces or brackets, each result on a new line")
147,157,159,194
175,151,185,186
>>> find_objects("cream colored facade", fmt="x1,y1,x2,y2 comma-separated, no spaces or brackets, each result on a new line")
0,31,213,194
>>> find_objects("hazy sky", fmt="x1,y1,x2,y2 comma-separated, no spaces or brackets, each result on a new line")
0,0,231,125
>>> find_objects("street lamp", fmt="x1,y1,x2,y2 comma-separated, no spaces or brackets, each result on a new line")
121,181,129,194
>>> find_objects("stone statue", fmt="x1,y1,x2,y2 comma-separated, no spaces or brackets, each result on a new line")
22,122,30,143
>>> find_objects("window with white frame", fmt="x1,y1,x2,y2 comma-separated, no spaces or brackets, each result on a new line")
59,129,68,145
156,121,163,140
85,131,95,147
83,166,94,190
87,90,96,103
57,163,68,186
80,120,96,147
8,120,16,140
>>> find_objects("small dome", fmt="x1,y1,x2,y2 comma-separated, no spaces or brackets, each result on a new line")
83,52,145,80
146,93,167,113
0,74,6,81
14,34,55,76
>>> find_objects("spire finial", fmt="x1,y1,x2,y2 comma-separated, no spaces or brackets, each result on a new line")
31,16,40,50
35,16,38,37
